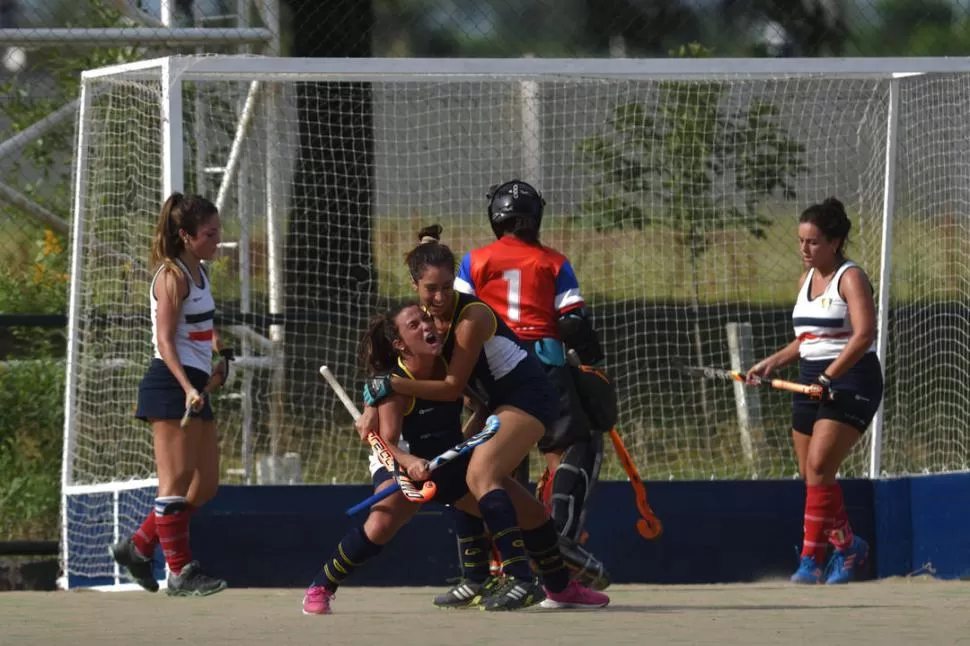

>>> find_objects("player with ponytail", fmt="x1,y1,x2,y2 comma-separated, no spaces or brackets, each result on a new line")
747,197,882,584
355,227,609,611
435,179,613,603
110,192,231,596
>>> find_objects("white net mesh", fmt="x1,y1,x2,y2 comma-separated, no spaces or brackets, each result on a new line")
65,62,970,540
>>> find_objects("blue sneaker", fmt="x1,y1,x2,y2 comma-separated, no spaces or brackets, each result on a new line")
825,536,869,584
791,556,823,584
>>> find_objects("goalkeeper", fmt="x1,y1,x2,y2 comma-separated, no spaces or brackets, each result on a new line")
434,180,616,608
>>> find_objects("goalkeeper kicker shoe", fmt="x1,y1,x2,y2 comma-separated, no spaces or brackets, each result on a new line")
108,539,158,593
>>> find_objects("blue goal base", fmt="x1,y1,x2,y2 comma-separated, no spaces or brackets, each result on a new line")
64,472,970,589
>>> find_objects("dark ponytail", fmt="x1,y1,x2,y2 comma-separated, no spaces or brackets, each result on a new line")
405,224,456,281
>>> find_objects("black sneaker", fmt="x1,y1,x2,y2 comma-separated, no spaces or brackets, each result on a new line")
433,579,487,609
165,561,228,597
108,539,159,593
481,576,545,611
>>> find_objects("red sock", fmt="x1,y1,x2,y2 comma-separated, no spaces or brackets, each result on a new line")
131,511,157,558
801,484,835,564
133,503,195,559
827,484,855,551
155,498,194,575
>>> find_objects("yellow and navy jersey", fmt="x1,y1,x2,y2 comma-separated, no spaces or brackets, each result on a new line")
439,292,528,401
392,358,465,459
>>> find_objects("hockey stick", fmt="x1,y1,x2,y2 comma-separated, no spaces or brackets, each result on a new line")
566,350,662,540
180,349,235,428
608,429,662,539
345,413,502,516
318,365,435,505
676,363,869,403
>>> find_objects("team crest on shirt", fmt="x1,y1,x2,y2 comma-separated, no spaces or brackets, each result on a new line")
819,297,832,310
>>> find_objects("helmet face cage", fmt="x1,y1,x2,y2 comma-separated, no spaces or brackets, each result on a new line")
486,180,546,238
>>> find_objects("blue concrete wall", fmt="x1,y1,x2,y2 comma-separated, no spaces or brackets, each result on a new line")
65,472,970,589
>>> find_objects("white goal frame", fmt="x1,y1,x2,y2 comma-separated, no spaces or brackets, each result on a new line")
62,54,970,590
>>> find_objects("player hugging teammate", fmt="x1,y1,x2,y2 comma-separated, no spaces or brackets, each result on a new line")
430,180,616,606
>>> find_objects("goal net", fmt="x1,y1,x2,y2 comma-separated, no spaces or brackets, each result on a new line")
63,56,970,586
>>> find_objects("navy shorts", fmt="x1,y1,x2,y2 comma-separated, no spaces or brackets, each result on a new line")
135,358,214,423
488,357,560,433
372,453,472,506
792,353,883,435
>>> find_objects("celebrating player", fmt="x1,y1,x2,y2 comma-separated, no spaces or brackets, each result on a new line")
355,229,609,611
304,303,608,614
110,192,231,596
433,179,613,607
747,197,882,584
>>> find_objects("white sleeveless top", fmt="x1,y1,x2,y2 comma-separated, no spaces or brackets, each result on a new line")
150,258,215,375
793,261,876,361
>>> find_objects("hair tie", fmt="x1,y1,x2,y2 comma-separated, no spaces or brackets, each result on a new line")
420,236,437,244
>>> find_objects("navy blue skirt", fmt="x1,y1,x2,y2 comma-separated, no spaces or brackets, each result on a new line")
135,358,214,423
792,352,883,435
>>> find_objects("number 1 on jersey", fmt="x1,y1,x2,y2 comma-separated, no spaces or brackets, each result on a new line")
502,269,521,322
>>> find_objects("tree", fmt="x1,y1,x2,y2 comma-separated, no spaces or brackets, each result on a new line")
717,0,850,57
576,43,807,419
583,0,703,56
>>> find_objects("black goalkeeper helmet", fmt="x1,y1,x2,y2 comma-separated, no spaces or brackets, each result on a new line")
486,179,546,239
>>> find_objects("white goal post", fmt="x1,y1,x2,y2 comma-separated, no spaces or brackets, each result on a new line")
62,55,970,589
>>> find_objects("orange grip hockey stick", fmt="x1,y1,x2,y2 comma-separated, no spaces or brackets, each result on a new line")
608,428,663,540
320,365,436,503
677,363,870,404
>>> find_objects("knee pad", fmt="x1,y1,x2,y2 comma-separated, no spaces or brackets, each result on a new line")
549,434,604,542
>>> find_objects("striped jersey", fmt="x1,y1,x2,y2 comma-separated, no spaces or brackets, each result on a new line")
440,292,527,395
150,258,215,375
455,237,584,341
793,261,875,361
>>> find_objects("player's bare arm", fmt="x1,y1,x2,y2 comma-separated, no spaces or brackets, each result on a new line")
390,304,493,402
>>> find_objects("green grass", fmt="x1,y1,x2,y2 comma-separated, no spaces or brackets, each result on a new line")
4,206,965,310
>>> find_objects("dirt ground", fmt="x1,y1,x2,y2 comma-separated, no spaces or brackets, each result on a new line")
3,580,970,646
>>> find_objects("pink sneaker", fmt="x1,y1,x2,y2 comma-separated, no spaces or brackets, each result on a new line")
540,579,610,609
302,585,334,615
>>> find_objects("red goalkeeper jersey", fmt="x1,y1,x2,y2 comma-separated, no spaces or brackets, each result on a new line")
454,236,584,341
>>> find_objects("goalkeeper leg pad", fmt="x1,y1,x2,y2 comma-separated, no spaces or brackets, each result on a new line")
549,434,604,543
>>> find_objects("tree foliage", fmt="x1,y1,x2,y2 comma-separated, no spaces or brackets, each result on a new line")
577,43,807,255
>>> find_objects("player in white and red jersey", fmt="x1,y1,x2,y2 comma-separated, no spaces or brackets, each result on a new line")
430,180,613,607
748,197,882,585
110,192,232,597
